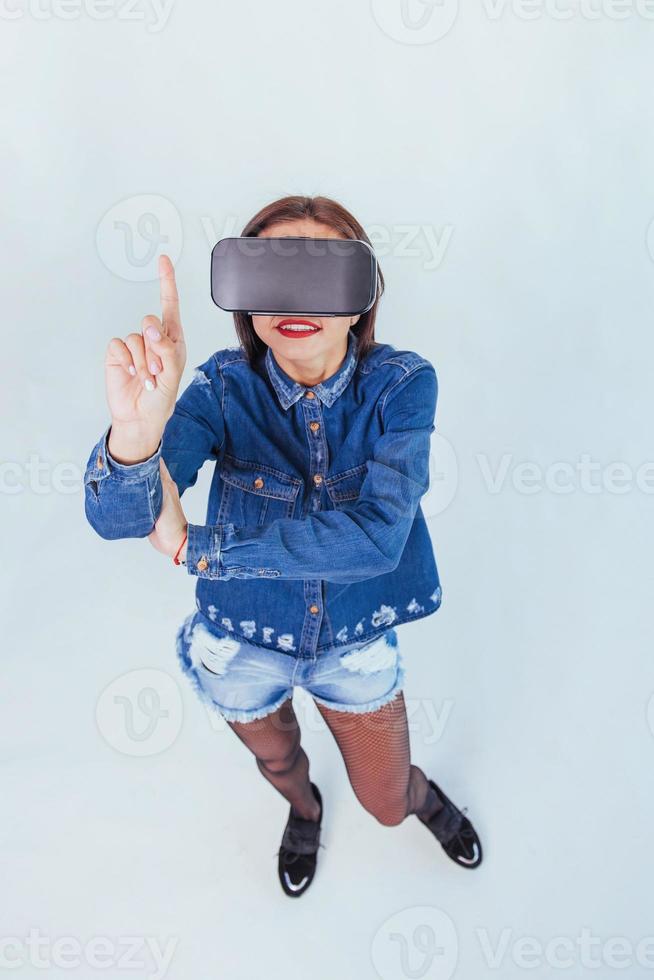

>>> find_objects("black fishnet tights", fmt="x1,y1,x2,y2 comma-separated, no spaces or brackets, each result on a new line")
226,691,442,826
227,698,322,821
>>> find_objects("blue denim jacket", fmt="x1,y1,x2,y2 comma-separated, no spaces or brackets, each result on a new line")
83,328,442,658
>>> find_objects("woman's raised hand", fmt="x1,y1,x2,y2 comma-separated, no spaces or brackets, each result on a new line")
104,255,187,463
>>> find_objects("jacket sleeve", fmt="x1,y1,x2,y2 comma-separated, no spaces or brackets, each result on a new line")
83,360,225,540
184,364,437,584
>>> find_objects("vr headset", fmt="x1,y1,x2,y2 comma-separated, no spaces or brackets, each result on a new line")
210,236,378,316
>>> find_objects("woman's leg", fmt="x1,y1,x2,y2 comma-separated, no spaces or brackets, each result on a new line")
313,690,442,826
226,696,321,821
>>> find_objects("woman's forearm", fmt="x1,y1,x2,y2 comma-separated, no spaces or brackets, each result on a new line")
183,508,407,584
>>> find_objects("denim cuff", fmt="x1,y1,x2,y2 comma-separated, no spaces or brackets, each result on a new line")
184,523,283,580
186,522,223,578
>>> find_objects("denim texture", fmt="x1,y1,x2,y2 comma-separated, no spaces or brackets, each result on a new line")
84,328,443,659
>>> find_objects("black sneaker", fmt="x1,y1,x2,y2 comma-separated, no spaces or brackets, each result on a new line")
277,782,324,898
418,778,483,869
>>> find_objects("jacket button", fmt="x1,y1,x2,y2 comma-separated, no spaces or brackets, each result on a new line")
253,477,264,489
305,390,316,399
196,556,209,572
309,421,320,432
309,604,319,614
313,474,323,485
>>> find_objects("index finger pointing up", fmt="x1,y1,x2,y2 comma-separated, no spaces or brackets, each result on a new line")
159,254,181,339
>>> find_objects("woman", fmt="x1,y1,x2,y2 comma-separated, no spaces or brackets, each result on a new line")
84,195,483,897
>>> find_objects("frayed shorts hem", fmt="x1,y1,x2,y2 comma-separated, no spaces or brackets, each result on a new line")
309,658,406,715
204,688,294,724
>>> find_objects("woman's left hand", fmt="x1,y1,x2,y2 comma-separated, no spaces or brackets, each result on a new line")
148,457,188,559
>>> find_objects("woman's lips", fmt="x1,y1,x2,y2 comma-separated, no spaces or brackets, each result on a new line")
276,318,322,337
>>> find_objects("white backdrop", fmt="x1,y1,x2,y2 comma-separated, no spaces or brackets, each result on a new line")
3,1,654,978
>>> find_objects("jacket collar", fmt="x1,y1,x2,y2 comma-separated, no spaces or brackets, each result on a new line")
265,328,359,410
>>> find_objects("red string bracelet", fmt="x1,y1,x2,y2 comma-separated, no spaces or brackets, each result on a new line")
173,528,188,566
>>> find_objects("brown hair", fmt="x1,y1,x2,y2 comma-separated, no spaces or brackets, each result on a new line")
232,195,384,365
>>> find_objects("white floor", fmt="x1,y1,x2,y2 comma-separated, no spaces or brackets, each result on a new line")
3,460,653,980
5,3,654,975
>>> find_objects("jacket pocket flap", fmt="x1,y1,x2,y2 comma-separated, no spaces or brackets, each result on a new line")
325,463,368,502
219,454,302,501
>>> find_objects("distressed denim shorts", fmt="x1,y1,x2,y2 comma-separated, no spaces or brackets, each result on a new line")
175,609,406,724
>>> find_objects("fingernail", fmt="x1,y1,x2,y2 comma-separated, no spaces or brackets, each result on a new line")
146,326,161,341
144,379,155,391
149,361,159,374
128,365,137,376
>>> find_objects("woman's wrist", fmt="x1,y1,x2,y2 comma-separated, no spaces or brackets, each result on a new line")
172,524,188,565
108,421,163,465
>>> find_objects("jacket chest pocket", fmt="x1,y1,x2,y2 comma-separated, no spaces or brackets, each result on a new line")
217,454,302,526
324,463,368,511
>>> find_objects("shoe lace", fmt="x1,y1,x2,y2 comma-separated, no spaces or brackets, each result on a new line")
424,798,470,847
274,835,326,863
276,811,325,861
442,806,478,860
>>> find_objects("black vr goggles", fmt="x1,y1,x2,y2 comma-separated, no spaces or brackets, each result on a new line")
210,236,378,317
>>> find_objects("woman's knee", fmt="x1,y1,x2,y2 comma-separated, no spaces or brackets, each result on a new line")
355,788,408,827
255,730,303,776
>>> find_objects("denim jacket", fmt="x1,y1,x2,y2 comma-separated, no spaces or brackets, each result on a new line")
83,328,442,659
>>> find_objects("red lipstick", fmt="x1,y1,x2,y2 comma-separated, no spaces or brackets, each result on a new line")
276,318,322,338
